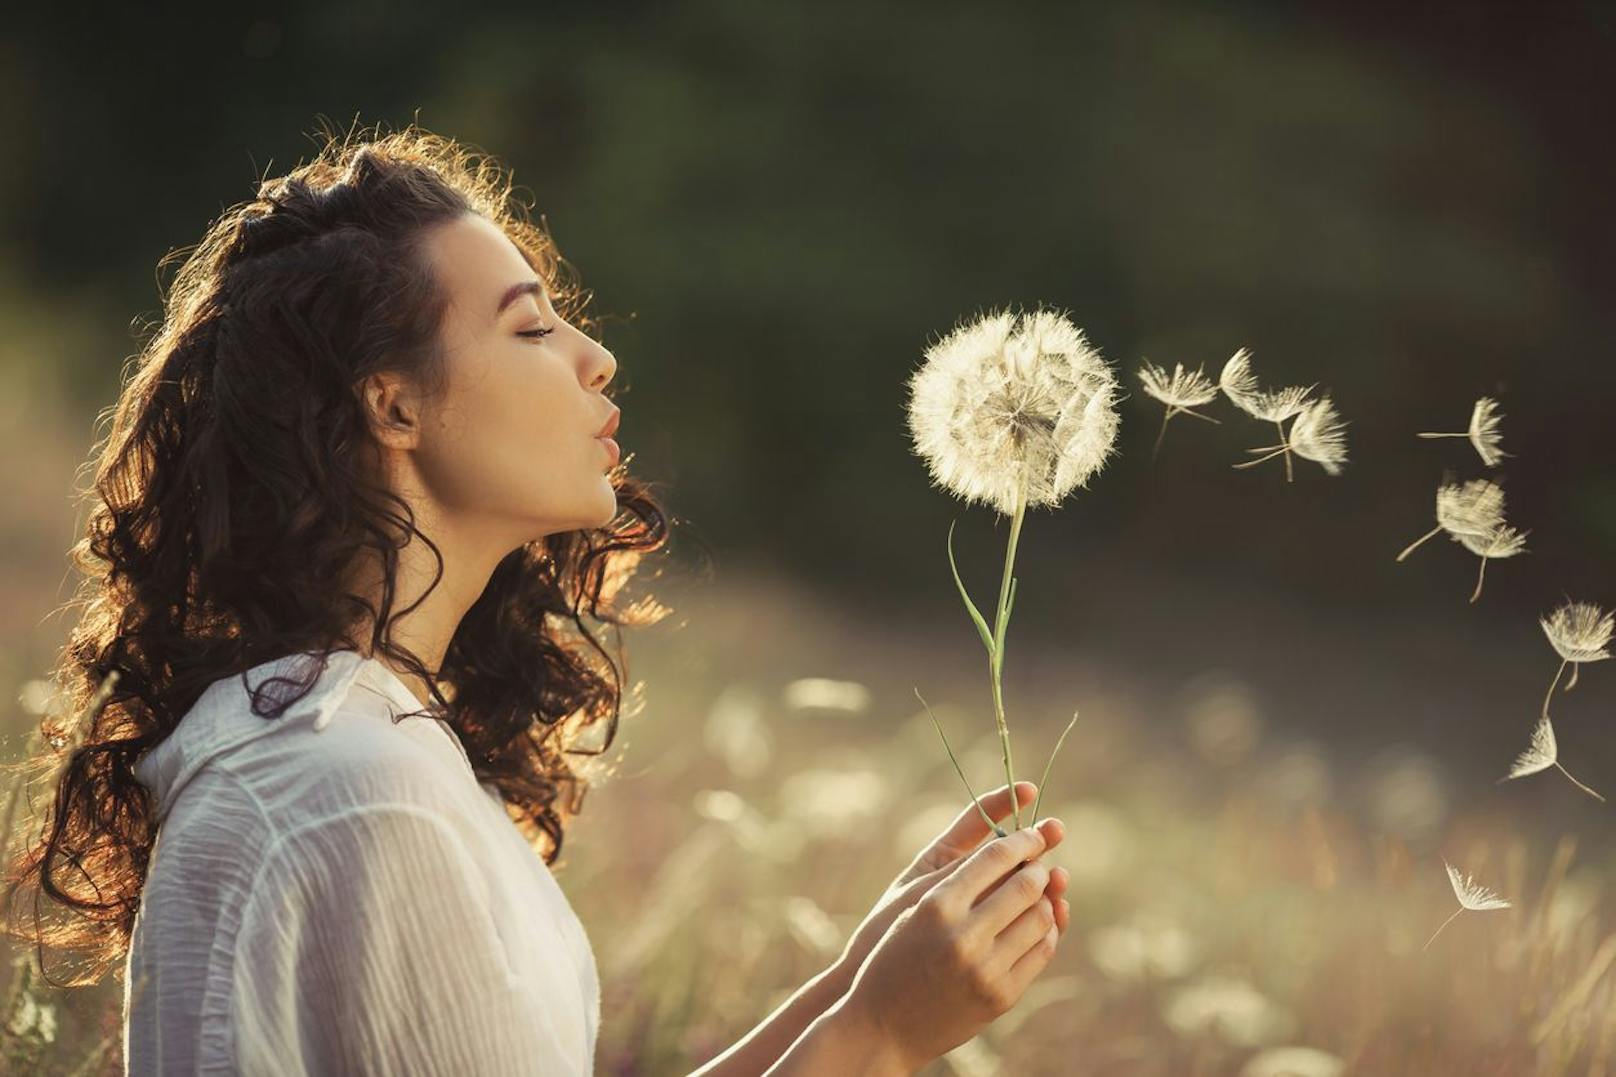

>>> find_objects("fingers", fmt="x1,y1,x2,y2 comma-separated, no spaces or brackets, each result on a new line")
930,782,1038,861
973,819,1065,905
935,824,1047,913
970,857,1053,939
994,895,1057,966
1048,867,1071,934
1003,918,1061,999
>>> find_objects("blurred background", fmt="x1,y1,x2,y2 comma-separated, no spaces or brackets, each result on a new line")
3,2,1616,1073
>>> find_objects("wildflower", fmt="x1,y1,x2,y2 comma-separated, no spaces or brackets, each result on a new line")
1138,360,1220,460
906,305,1120,830
1219,347,1317,482
1539,600,1614,719
1498,713,1605,803
1423,860,1511,950
1236,395,1349,477
1417,396,1508,468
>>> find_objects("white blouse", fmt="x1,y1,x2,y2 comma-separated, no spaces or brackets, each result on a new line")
124,648,601,1075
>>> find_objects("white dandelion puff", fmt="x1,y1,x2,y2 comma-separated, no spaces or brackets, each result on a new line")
1395,478,1512,580
1417,396,1508,468
1497,713,1605,802
1538,600,1614,720
1220,347,1317,482
1138,360,1221,460
1424,859,1512,950
907,305,1122,517
1455,523,1528,604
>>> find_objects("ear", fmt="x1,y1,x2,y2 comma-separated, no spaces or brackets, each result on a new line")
358,371,423,451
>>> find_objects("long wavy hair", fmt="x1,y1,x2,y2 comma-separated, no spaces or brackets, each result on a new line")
0,119,687,988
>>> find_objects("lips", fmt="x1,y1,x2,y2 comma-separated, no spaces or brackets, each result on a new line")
596,408,620,438
597,436,621,468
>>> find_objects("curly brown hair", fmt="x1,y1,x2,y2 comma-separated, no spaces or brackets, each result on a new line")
1,118,687,988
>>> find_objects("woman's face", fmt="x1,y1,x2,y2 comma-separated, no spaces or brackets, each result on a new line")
401,212,620,544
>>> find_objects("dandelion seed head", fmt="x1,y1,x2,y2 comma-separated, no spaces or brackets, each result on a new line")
1506,714,1558,779
906,304,1121,515
1468,396,1508,467
1139,361,1219,409
1287,395,1349,475
1434,478,1507,538
1218,348,1314,422
1540,600,1615,665
1443,859,1512,911
1455,523,1528,560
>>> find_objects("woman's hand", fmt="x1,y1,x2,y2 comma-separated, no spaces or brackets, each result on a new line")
833,781,1069,991
839,822,1068,1071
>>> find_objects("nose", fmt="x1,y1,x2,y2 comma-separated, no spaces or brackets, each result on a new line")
588,342,617,391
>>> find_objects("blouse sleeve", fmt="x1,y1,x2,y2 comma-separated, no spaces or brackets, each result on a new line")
229,803,585,1077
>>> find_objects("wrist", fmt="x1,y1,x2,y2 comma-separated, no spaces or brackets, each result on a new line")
820,992,915,1076
821,952,858,999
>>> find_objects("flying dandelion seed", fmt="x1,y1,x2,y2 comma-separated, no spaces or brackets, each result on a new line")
1138,360,1221,460
1423,859,1512,951
1498,713,1606,803
1538,600,1614,719
1219,347,1316,483
1417,396,1508,468
1236,395,1349,478
1395,478,1524,601
1456,523,1528,604
906,304,1120,830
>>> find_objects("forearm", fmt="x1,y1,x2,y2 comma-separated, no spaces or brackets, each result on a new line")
761,994,914,1077
687,962,857,1077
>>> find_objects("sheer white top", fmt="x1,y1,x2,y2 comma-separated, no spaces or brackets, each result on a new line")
123,648,600,1075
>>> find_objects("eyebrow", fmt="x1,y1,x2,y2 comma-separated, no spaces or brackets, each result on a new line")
495,280,546,318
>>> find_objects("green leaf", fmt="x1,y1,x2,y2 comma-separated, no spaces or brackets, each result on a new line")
916,686,1007,838
1030,709,1080,827
947,519,996,657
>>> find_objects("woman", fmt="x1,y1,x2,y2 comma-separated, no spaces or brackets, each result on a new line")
2,121,1072,1075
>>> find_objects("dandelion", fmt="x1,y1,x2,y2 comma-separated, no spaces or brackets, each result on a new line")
1137,360,1220,460
1417,396,1508,468
906,304,1120,830
1497,713,1605,803
1455,523,1529,604
1538,600,1614,719
1423,859,1511,951
1235,395,1349,477
1219,348,1317,482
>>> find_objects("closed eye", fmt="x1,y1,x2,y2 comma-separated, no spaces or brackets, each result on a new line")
518,326,556,341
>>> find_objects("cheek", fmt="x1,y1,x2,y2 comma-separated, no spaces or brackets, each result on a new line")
416,363,580,511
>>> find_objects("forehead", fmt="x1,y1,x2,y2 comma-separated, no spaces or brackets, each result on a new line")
425,213,544,314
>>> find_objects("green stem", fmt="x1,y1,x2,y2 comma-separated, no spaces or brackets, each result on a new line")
990,465,1030,830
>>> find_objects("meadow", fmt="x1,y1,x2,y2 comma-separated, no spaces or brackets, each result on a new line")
5,548,1613,1075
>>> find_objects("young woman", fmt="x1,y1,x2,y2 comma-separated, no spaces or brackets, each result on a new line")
2,121,1071,1075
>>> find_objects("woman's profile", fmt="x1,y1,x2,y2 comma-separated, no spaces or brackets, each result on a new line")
1,119,1071,1075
